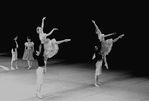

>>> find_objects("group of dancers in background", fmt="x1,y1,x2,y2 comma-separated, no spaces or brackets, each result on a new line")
0,17,124,99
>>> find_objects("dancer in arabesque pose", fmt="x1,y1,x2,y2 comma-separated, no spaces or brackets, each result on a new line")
36,17,58,44
92,20,124,87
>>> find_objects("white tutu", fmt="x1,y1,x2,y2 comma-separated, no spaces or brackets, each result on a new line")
44,39,59,59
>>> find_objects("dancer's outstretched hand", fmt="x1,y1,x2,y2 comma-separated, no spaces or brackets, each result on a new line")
92,20,95,23
120,34,125,38
43,17,46,20
65,39,71,42
54,28,58,30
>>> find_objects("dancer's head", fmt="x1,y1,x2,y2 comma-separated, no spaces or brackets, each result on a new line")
36,27,43,34
14,36,18,41
27,36,31,42
95,46,98,51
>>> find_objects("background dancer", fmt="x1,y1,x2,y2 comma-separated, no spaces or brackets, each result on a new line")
11,36,19,70
35,42,46,99
43,38,71,71
92,46,103,87
22,36,34,69
36,17,58,43
100,34,125,69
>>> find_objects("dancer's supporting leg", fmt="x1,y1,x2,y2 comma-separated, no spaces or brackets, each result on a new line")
11,49,19,70
35,43,45,99
94,60,103,87
36,66,44,99
27,60,31,69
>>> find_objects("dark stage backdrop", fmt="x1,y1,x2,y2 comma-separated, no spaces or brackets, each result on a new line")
0,2,147,70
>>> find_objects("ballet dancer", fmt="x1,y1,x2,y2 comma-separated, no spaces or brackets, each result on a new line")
35,42,45,99
92,20,116,42
43,38,71,72
100,34,124,69
92,46,103,87
22,36,34,69
92,20,116,69
11,36,19,70
36,17,58,43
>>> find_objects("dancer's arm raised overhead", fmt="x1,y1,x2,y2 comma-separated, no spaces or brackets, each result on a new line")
41,17,46,30
92,20,102,35
55,39,71,44
113,34,124,43
46,28,58,37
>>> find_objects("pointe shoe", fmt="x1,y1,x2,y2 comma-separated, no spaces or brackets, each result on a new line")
11,67,15,70
28,67,31,70
94,83,100,87
16,67,19,70
36,93,43,99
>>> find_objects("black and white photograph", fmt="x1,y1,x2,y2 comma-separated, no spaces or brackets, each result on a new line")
0,1,148,101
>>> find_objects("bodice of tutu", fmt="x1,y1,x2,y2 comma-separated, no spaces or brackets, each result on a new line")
25,42,34,49
100,39,113,55
39,33,47,43
44,39,59,58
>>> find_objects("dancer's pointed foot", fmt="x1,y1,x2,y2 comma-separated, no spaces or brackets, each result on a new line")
105,64,108,69
16,67,19,70
28,67,31,70
94,83,100,87
11,67,15,70
36,93,43,99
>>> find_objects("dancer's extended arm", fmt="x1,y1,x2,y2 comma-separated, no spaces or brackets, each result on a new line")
56,39,71,44
46,28,58,37
113,34,124,43
104,32,116,38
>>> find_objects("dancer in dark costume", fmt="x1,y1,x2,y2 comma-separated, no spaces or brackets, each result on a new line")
92,46,103,87
35,43,45,99
11,36,19,70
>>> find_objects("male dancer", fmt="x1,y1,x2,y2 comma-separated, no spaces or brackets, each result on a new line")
11,36,19,70
35,42,45,99
92,46,103,87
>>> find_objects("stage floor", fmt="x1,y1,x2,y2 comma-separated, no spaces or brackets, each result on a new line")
0,57,149,101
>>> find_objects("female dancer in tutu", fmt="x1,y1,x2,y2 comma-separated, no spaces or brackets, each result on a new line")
43,38,71,72
36,17,58,43
92,20,116,42
11,35,19,70
22,36,34,69
100,34,124,69
92,20,116,69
